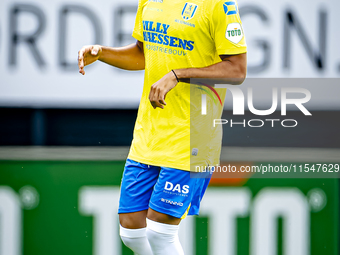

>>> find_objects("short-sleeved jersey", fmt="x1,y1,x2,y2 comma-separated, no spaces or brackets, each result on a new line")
128,0,247,171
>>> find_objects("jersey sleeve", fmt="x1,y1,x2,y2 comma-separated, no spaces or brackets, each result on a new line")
132,0,146,42
208,0,247,55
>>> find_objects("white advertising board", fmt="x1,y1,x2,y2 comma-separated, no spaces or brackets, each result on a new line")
0,0,339,108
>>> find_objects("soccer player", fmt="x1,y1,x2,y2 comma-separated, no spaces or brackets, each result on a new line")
78,0,247,254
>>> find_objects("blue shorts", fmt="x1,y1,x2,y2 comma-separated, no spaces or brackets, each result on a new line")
118,159,212,218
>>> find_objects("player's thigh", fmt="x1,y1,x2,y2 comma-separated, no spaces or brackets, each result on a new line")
118,159,160,228
147,208,181,225
119,210,149,229
148,167,210,222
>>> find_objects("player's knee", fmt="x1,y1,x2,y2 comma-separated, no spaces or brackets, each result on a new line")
146,227,174,247
120,235,135,249
146,219,184,255
120,227,134,248
119,225,147,250
146,219,178,245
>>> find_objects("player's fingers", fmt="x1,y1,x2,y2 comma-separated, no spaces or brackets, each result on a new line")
79,47,87,60
150,85,159,100
153,100,163,109
81,56,87,75
153,87,164,109
159,99,166,106
149,86,164,109
78,48,84,60
80,67,85,75
78,50,86,75
78,50,84,67
78,48,85,68
149,87,156,109
155,88,166,108
159,91,167,106
91,45,100,56
79,66,85,75
148,87,154,102
150,99,157,109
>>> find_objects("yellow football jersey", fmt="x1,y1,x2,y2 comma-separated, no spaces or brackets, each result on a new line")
128,0,247,171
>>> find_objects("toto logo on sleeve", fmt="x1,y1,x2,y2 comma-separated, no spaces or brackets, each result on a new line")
225,22,244,44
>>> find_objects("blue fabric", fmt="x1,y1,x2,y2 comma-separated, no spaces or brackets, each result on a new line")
118,159,212,218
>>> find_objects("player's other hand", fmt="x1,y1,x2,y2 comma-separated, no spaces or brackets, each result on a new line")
149,71,178,109
78,45,102,75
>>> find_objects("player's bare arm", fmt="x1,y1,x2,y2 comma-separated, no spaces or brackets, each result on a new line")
78,40,145,75
149,53,247,109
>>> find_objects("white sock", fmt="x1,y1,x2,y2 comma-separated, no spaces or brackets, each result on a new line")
120,225,153,255
146,218,184,255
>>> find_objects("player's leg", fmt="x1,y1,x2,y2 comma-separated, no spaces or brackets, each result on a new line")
146,209,183,255
145,167,212,255
147,208,181,225
119,211,152,255
118,159,160,255
119,210,148,229
119,211,151,255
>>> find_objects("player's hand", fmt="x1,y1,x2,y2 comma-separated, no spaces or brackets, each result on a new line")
78,45,102,75
149,71,178,109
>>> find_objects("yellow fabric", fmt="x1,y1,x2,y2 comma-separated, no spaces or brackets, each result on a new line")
128,0,247,171
181,203,191,219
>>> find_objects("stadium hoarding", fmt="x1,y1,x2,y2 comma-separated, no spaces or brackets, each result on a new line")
0,0,340,108
0,158,338,255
